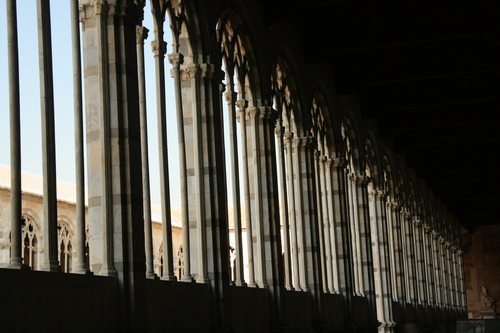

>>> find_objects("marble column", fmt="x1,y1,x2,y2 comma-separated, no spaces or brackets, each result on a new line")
72,0,88,274
223,85,245,286
37,0,59,272
150,0,175,281
275,124,293,290
6,0,24,269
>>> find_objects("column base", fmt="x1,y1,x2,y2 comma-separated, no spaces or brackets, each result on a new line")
99,266,118,277
41,260,60,272
181,275,195,283
161,273,177,281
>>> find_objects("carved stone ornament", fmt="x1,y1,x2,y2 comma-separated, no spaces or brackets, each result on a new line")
481,286,496,313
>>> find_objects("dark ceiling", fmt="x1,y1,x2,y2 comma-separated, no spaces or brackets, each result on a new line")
257,0,500,231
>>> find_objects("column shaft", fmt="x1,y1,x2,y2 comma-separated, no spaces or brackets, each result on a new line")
71,0,88,274
7,0,23,268
37,0,59,272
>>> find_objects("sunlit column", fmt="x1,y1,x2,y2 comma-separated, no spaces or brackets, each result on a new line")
6,0,24,269
237,98,256,287
275,123,293,290
150,2,175,281
325,158,340,294
390,202,406,305
248,106,268,288
412,217,427,306
184,63,210,283
369,189,395,331
284,131,299,290
168,53,194,282
136,26,155,279
71,0,88,274
37,0,59,272
292,136,309,292
223,84,246,286
356,175,377,325
347,173,362,295
423,225,436,308
315,152,330,293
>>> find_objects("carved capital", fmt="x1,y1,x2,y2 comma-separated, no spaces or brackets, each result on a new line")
412,217,422,227
224,90,237,105
200,63,215,79
236,99,248,113
332,157,347,168
92,0,108,15
136,26,149,44
457,250,464,256
247,107,259,120
275,125,284,136
283,131,293,142
168,53,184,69
181,63,199,81
151,40,167,57
424,225,433,233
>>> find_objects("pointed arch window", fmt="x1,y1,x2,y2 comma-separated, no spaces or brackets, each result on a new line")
57,221,74,273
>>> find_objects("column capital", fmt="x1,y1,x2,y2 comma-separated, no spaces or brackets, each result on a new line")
236,99,248,112
412,217,422,227
258,106,276,120
275,125,285,136
136,26,149,44
283,131,293,142
386,201,400,210
332,157,347,168
247,107,259,120
168,53,184,69
423,225,433,233
369,189,386,198
224,90,237,105
92,0,108,16
180,63,199,81
457,250,464,256
151,39,167,57
200,63,215,79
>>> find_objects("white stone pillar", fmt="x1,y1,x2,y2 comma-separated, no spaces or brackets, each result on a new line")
37,0,59,272
71,0,88,274
223,85,246,286
150,1,175,281
6,0,25,269
137,25,155,279
275,124,293,290
325,158,340,294
236,98,256,287
285,131,299,290
317,154,331,293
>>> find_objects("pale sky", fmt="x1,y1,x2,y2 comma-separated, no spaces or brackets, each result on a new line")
0,1,182,207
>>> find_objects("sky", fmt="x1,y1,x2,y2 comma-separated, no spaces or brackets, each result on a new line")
0,1,181,207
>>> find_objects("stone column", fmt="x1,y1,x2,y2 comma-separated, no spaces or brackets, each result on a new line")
37,0,59,272
317,154,331,293
285,131,299,290
325,158,340,294
275,124,293,290
150,0,175,281
356,174,377,328
80,1,147,330
236,98,256,287
223,85,245,286
137,25,155,279
291,136,310,292
412,217,428,307
401,209,417,306
332,157,354,326
6,0,25,269
369,189,395,331
347,173,362,295
388,202,406,305
72,0,88,274
169,53,194,282
423,225,437,311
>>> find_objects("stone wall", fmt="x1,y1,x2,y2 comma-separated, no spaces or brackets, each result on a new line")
463,225,500,319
